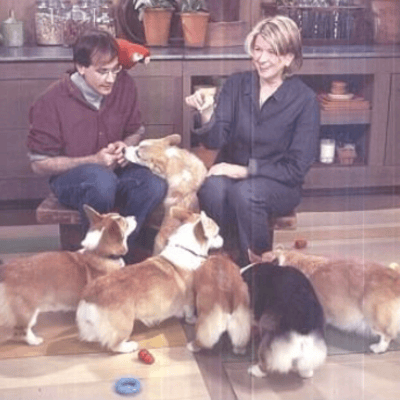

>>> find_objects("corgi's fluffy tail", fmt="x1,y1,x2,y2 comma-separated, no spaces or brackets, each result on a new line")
267,331,327,376
228,304,252,354
76,300,120,348
76,300,101,343
76,300,135,352
0,283,15,327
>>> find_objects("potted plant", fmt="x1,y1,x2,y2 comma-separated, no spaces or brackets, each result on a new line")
180,0,210,47
134,0,177,46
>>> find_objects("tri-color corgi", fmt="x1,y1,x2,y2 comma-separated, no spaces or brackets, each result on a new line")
0,205,136,346
76,208,223,353
241,261,327,379
262,246,400,353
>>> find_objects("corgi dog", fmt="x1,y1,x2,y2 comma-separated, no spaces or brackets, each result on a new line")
187,253,252,355
76,208,223,353
261,246,329,278
260,247,400,354
123,134,207,254
0,205,137,346
241,261,327,379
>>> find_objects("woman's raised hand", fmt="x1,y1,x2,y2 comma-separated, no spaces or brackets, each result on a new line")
185,88,216,124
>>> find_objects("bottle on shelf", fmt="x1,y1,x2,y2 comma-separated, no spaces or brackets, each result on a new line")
94,0,116,37
35,0,65,45
63,0,94,46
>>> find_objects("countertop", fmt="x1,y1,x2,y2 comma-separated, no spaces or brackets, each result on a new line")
1,44,400,62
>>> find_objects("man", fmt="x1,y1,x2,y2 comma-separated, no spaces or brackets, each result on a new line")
27,30,167,261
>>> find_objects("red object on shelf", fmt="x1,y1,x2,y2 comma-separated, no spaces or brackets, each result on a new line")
294,238,308,249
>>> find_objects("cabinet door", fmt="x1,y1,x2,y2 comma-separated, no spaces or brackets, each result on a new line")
385,74,400,166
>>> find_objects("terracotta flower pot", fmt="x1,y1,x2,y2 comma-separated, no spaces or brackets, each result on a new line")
180,12,209,47
371,0,400,43
143,8,174,47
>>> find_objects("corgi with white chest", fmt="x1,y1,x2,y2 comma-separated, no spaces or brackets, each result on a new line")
261,247,400,354
0,205,137,346
187,253,252,355
241,260,327,379
123,134,207,254
76,208,223,353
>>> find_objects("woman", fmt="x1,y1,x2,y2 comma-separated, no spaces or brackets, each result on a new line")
185,15,320,267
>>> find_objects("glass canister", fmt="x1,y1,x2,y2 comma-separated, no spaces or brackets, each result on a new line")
63,0,94,46
95,0,116,36
35,0,64,45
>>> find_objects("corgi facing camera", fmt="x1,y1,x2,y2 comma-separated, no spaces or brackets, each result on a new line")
0,205,137,346
241,260,327,379
76,208,223,353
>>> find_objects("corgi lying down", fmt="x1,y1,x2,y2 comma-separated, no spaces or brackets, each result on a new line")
261,247,400,353
76,208,223,353
123,134,207,254
0,205,137,346
241,260,327,379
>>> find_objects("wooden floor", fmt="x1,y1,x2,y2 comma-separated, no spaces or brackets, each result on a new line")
0,348,210,400
1,193,400,399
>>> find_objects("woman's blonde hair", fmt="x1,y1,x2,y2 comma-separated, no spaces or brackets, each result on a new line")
244,15,303,78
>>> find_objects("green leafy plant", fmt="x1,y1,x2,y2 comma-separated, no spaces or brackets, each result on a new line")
134,0,176,10
180,0,208,12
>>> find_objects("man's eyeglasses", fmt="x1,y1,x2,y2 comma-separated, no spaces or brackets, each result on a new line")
95,65,123,77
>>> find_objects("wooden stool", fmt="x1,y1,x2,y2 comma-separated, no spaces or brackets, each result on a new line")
36,194,297,251
36,194,83,251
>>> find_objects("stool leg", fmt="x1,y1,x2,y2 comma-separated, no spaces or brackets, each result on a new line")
59,224,84,251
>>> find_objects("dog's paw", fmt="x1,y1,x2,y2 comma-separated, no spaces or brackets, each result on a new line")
25,330,44,346
298,369,314,379
113,340,139,353
187,341,201,353
370,341,389,354
248,364,267,378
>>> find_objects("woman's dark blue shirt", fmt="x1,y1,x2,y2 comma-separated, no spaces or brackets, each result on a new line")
195,71,320,187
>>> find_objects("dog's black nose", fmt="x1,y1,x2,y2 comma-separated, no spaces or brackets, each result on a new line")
122,147,126,155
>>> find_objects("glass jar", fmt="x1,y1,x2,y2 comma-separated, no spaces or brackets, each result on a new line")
95,0,116,37
35,0,65,45
63,0,94,46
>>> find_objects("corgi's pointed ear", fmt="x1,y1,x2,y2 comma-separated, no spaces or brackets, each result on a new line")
83,204,102,225
260,250,277,263
248,249,262,264
200,211,219,239
165,134,181,146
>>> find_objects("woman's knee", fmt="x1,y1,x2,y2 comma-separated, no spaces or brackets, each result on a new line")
198,176,227,207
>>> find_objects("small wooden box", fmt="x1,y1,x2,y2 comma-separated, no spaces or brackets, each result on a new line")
205,21,248,47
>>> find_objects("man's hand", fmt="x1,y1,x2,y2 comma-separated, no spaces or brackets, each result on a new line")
208,163,248,179
95,147,119,169
106,141,129,167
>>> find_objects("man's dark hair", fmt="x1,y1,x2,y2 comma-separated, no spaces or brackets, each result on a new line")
73,29,119,67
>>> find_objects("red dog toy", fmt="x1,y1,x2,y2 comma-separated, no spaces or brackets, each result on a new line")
138,349,155,364
294,238,308,249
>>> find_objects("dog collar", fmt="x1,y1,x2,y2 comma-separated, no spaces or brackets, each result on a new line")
172,244,207,260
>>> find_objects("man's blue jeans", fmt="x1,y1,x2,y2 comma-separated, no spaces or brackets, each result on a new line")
49,163,167,253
